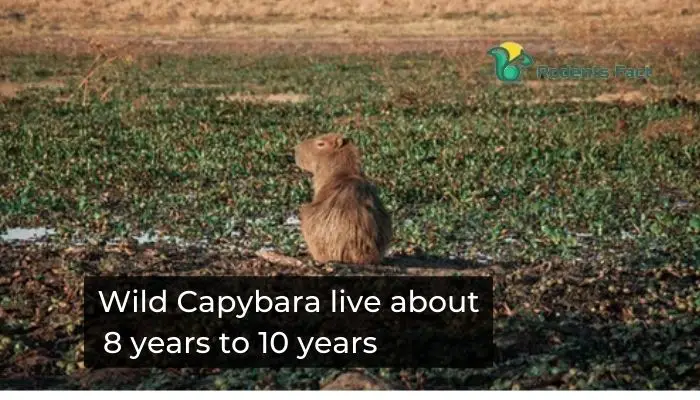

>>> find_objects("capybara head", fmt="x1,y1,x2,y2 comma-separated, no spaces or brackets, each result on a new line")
294,133,361,176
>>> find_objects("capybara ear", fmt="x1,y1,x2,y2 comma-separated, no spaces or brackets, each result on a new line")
334,135,348,149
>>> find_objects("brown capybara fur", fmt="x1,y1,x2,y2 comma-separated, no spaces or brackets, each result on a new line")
294,133,392,264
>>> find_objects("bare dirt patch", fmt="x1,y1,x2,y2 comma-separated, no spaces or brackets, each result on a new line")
524,81,580,89
596,114,699,145
0,79,65,99
216,93,309,104
0,82,21,98
178,83,229,89
641,115,699,143
521,87,694,106
593,90,649,104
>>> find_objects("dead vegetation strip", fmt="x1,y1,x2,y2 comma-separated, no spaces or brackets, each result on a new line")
1,34,699,57
216,93,309,104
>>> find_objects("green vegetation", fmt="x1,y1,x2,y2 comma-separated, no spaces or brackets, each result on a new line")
2,52,698,263
0,50,699,389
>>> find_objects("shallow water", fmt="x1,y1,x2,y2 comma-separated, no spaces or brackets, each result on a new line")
0,227,188,245
0,227,57,242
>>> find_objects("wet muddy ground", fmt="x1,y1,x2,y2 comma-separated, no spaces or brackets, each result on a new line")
1,242,698,389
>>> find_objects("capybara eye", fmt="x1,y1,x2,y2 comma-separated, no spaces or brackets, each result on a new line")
316,141,326,147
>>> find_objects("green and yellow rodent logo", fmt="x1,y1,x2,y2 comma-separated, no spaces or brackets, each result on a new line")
487,41,534,83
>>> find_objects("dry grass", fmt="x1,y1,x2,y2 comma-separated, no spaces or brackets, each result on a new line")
1,0,698,46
